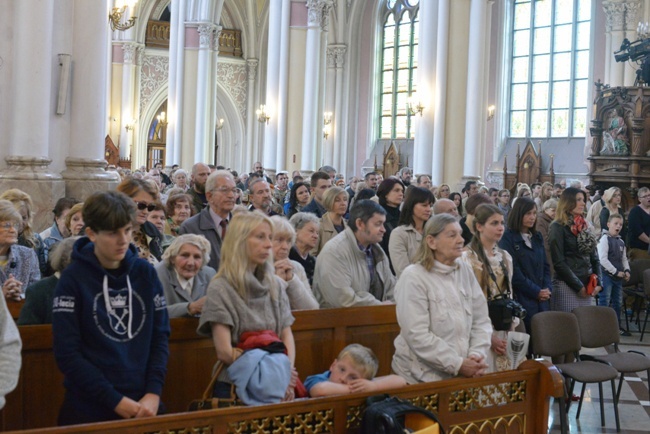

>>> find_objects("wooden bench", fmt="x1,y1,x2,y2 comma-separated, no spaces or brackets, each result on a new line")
6,359,564,434
1,305,400,431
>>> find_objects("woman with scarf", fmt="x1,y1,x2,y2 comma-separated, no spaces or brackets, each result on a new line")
549,187,601,313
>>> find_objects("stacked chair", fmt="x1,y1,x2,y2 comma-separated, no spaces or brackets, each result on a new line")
622,259,650,340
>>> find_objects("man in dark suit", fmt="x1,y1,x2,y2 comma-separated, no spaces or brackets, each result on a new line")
248,178,282,216
179,170,236,271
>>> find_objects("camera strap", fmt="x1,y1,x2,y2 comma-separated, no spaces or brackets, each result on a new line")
486,255,511,301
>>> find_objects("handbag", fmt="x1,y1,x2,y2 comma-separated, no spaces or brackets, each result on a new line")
586,273,599,295
188,361,240,411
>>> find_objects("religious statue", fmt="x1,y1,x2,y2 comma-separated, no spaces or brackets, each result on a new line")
601,107,630,156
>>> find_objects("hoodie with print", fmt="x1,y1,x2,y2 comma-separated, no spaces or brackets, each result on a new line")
52,237,170,422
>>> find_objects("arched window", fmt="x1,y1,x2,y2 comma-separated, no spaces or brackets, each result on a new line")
508,0,591,138
379,0,419,140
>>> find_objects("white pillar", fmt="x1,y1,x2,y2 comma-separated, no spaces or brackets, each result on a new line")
301,0,332,171
195,24,215,163
119,42,137,159
624,1,642,86
276,0,292,171
7,0,52,159
328,45,346,172
211,26,222,165
61,0,119,199
463,0,488,180
324,51,337,165
264,0,282,173
414,0,438,179
603,1,627,87
167,0,186,166
432,0,449,183
246,59,259,171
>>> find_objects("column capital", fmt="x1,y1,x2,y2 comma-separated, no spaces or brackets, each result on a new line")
247,58,259,80
307,0,334,31
197,23,217,49
603,1,627,32
213,25,223,52
625,0,642,31
326,44,347,68
122,41,140,64
136,45,145,65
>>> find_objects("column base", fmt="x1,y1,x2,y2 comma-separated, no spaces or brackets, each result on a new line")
60,158,121,200
0,156,66,232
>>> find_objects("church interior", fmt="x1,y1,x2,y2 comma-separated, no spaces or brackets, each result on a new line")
1,0,650,432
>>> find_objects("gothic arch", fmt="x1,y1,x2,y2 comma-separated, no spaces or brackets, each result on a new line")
216,83,246,170
137,84,169,167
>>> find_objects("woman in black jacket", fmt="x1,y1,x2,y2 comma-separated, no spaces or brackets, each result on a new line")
548,187,601,313
376,178,405,271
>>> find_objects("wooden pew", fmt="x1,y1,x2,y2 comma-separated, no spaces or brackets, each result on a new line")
0,305,399,431
6,359,564,434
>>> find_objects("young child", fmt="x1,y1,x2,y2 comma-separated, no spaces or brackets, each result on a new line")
304,344,405,397
52,191,170,425
597,213,631,335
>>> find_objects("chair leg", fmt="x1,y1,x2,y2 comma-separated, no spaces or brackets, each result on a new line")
558,395,569,434
641,307,650,342
611,379,621,432
576,382,586,419
616,373,625,402
566,379,576,413
598,382,605,427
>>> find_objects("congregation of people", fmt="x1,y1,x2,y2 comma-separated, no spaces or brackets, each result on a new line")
1,159,646,425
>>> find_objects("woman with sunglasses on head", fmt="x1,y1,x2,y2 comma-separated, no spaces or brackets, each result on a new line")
0,200,40,303
117,178,164,264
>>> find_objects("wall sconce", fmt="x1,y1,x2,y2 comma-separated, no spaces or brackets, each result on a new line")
256,104,270,124
323,125,331,140
487,105,496,121
157,111,168,127
323,112,333,125
406,94,424,117
124,119,137,132
216,118,224,131
109,0,138,32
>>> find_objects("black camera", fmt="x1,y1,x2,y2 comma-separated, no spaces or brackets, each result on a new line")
488,295,527,331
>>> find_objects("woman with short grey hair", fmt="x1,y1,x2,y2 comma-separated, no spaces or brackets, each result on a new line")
270,216,318,310
18,237,80,325
288,212,320,285
155,234,216,317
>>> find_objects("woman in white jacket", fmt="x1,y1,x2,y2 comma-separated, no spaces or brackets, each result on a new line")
392,214,492,383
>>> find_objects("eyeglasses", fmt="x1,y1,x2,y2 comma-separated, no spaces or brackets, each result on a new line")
135,201,156,212
213,187,238,195
640,195,650,200
0,222,20,232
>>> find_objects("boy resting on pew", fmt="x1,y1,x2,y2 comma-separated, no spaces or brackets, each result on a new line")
305,344,405,397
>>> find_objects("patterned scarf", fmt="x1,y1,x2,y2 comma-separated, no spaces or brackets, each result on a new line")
570,214,587,236
570,214,597,254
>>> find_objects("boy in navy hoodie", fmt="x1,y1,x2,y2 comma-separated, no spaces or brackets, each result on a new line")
52,191,170,425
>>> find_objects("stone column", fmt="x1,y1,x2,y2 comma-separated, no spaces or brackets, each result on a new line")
0,0,66,230
328,44,347,172
195,24,216,163
603,1,627,87
211,26,222,165
301,0,333,171
119,42,138,159
324,50,337,166
263,0,282,174
413,0,438,180
432,0,450,184
61,0,120,200
462,0,488,182
276,0,292,172
624,1,642,86
246,59,259,171
167,0,186,166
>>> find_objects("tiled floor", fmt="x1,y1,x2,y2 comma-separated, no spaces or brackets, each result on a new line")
547,322,650,433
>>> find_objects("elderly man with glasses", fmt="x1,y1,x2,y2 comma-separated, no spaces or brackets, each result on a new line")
628,187,650,260
179,170,237,271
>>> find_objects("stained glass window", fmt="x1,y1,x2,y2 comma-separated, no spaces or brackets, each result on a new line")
508,0,591,138
380,0,419,139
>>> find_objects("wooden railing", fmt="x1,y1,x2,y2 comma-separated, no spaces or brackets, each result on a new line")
7,360,563,434
1,306,399,430
145,20,243,58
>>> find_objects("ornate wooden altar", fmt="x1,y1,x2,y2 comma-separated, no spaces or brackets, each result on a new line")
502,140,555,193
104,135,131,170
589,85,650,205
374,142,407,178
